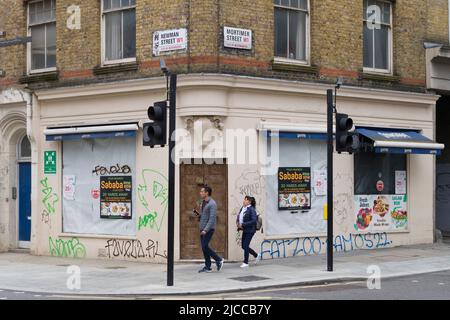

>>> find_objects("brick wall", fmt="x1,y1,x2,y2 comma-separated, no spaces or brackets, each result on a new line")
0,0,448,91
0,0,27,86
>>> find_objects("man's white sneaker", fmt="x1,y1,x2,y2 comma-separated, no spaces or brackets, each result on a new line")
240,263,249,268
254,254,261,265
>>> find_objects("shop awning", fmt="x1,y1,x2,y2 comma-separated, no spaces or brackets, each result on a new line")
356,127,444,155
44,123,139,141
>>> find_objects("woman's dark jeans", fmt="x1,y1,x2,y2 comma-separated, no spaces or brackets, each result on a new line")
241,232,258,264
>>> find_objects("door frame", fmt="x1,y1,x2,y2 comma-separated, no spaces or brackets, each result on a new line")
179,158,228,260
17,134,31,249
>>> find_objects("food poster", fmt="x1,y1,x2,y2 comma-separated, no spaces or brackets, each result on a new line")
390,194,408,229
100,176,132,219
354,194,407,231
278,167,311,210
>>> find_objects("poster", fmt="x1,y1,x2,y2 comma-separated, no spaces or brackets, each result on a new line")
63,175,76,201
395,170,407,194
354,194,407,231
100,176,132,219
278,167,311,210
313,169,327,196
152,28,187,56
223,26,252,50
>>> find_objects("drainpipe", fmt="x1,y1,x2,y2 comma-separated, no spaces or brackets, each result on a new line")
25,91,38,254
448,0,450,45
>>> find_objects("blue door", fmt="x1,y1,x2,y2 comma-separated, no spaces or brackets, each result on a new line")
19,162,31,242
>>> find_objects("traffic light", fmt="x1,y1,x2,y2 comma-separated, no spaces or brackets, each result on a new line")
335,113,356,153
143,100,167,148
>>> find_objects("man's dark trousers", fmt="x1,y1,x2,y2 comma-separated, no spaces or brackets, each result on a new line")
201,229,221,269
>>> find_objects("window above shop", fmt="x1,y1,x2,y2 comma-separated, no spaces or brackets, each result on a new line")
363,0,392,74
27,0,56,73
101,0,136,65
273,0,309,64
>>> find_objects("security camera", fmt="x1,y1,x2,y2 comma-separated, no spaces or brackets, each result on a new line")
335,77,343,89
160,58,169,74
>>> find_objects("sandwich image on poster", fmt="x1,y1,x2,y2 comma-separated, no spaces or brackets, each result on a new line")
100,176,132,219
278,167,311,210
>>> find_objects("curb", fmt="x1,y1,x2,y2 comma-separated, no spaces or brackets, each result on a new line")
1,266,450,297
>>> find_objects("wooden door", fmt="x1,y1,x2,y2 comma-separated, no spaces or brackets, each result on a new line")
180,161,228,259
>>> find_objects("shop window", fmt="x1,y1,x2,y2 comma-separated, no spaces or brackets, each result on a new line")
265,137,327,236
354,153,406,195
354,152,408,232
28,0,56,72
274,0,309,62
363,0,392,72
102,0,136,63
62,137,136,236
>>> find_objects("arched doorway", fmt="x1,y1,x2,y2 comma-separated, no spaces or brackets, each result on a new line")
17,135,32,248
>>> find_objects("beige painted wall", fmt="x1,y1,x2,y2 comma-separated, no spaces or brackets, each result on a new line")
0,89,29,251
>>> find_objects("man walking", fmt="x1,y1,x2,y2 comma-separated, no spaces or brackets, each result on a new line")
197,185,224,273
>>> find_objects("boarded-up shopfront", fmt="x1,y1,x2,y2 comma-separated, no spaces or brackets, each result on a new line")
29,74,442,263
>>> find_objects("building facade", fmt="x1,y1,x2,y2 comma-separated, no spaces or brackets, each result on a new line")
0,0,449,262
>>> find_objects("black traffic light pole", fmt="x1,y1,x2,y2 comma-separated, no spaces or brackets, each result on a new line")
167,73,177,286
326,89,334,272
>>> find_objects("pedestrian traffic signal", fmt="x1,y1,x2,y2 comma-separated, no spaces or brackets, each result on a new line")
335,113,354,153
143,100,167,148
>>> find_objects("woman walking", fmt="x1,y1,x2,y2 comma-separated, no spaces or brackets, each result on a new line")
236,196,260,268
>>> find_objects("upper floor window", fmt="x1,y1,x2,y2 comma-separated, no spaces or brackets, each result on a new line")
363,0,392,73
274,0,309,62
28,0,56,72
102,0,136,64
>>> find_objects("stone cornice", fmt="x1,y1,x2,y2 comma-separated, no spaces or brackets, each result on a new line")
35,73,439,106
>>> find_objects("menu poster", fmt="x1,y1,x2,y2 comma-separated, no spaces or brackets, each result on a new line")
354,194,408,232
100,176,132,219
395,171,407,195
278,167,311,210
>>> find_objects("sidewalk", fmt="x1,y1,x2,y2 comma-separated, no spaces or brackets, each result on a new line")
1,243,450,296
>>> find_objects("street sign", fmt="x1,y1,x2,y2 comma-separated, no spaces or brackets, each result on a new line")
44,151,56,174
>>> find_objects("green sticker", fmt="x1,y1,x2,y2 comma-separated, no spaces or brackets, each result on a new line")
44,151,56,174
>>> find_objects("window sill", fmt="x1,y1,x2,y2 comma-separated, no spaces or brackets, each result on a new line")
360,71,400,83
19,70,59,84
93,61,139,76
272,59,318,74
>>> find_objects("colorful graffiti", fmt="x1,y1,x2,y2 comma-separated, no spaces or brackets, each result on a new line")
104,239,167,259
137,169,168,232
48,237,86,259
40,177,59,214
260,232,393,259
